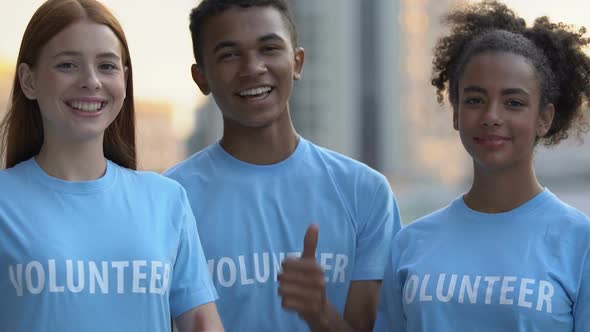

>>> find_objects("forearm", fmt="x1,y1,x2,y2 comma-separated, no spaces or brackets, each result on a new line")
308,301,372,332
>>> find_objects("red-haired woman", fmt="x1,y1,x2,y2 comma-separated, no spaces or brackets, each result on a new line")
0,1,223,331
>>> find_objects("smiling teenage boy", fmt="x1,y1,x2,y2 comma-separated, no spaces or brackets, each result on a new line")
165,1,402,331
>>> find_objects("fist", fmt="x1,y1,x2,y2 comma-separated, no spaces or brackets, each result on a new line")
278,224,327,326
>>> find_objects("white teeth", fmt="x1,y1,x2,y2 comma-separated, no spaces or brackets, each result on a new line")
69,101,103,112
239,86,272,97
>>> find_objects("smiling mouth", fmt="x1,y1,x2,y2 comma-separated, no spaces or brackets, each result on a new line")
237,86,273,98
66,101,107,113
474,136,511,149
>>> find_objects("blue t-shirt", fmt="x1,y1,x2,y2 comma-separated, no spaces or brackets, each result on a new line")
165,137,402,331
0,158,217,331
375,189,590,332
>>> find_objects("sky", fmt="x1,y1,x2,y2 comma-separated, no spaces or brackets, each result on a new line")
0,0,203,137
1,0,589,137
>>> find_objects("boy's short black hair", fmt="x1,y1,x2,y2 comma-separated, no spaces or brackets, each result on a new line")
189,0,298,66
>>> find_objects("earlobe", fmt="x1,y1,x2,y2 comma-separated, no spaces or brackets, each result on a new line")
293,47,305,80
18,63,36,100
191,64,211,95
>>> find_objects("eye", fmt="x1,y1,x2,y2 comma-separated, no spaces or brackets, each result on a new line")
55,62,77,70
463,97,483,105
218,52,239,61
262,45,282,53
506,99,524,108
99,63,119,71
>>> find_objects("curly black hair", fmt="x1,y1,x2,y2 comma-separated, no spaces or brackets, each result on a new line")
189,0,298,66
432,0,590,145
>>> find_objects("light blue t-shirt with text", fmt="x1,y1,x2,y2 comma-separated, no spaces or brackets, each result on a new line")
166,137,402,331
375,189,590,332
0,158,217,331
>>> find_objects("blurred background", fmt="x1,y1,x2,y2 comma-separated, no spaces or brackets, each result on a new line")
1,0,588,223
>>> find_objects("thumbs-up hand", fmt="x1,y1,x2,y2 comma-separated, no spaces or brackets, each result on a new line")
278,224,327,329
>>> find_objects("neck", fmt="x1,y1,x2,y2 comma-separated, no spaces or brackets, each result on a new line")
465,160,543,213
36,135,107,181
220,110,299,165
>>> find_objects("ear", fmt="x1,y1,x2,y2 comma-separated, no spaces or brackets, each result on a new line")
452,104,459,131
292,47,305,81
18,63,37,100
537,103,555,137
124,66,129,85
191,63,211,95
123,66,129,99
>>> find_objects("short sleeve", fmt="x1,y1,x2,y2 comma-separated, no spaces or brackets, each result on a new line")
374,235,406,332
352,176,402,280
574,248,590,332
169,191,218,319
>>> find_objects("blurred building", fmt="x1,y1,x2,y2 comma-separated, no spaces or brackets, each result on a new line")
135,100,185,172
397,0,469,186
0,58,13,119
289,0,403,176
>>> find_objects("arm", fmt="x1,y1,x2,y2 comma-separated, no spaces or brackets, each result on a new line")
278,230,387,332
373,241,406,332
279,176,401,331
574,247,590,332
176,302,224,332
342,280,381,331
170,188,222,331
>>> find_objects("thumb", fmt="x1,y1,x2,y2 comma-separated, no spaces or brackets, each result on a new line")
302,224,319,259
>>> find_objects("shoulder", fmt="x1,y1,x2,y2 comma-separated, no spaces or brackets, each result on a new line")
306,140,390,189
164,144,218,183
394,203,455,245
544,191,590,237
0,159,34,188
116,163,187,200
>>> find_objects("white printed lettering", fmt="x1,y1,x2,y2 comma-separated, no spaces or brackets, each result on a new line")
436,274,458,302
419,274,433,301
537,280,554,313
132,261,148,293
253,253,270,283
217,257,237,287
500,276,517,305
9,264,23,296
484,276,501,304
89,261,108,294
111,261,129,294
25,261,45,294
404,275,419,304
458,275,481,304
518,278,535,308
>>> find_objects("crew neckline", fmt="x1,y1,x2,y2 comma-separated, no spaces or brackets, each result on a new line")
23,157,118,194
212,136,309,174
452,188,554,222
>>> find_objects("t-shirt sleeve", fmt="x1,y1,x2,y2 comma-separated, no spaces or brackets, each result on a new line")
374,236,406,331
574,247,590,332
352,176,402,280
169,191,218,319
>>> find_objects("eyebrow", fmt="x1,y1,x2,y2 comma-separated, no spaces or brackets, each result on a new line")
463,86,487,94
463,86,530,96
51,51,121,60
212,33,286,54
501,88,529,96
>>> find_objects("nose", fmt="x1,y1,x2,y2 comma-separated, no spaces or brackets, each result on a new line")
239,52,267,78
482,100,502,127
80,66,102,90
